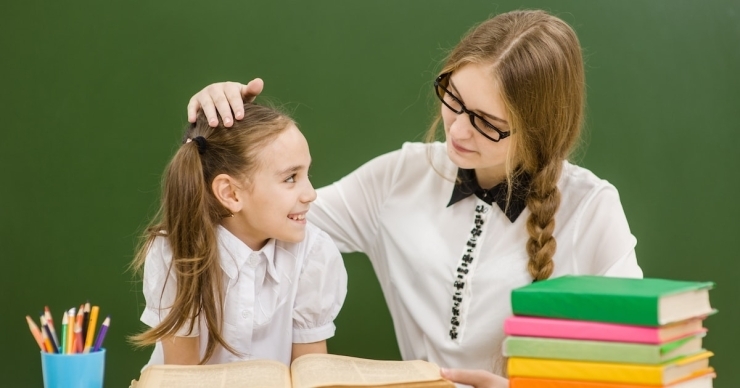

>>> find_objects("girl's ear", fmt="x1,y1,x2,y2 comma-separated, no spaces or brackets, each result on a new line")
211,174,244,214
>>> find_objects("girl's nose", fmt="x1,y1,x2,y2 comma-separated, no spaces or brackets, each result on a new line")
302,182,317,203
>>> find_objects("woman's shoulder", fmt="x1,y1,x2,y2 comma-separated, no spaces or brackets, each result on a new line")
558,161,623,209
369,141,446,163
389,141,454,175
398,141,445,159
559,161,617,193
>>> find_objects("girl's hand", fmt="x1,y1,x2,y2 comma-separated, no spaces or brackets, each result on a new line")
440,368,508,388
186,78,264,128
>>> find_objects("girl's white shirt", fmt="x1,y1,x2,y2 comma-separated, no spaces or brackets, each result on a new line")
140,223,347,367
309,142,643,375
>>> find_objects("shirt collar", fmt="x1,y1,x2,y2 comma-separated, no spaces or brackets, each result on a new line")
447,168,531,223
217,225,279,282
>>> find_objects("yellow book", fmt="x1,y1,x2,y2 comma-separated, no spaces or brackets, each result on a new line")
507,351,712,385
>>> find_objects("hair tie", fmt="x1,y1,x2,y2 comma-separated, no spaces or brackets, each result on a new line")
185,136,208,155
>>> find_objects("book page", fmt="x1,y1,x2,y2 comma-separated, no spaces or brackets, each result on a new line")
135,360,290,388
291,354,442,388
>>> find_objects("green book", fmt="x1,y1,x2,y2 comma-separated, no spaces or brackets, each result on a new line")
503,333,706,364
510,276,715,326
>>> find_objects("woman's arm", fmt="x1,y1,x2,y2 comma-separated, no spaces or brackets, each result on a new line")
186,79,263,127
161,335,200,365
291,340,328,362
440,368,508,388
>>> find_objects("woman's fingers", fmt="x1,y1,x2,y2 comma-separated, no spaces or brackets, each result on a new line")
186,78,265,128
229,78,264,121
243,78,264,103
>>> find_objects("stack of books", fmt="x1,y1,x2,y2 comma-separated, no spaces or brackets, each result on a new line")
504,275,716,388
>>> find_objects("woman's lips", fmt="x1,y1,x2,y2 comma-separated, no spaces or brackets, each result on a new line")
452,139,473,153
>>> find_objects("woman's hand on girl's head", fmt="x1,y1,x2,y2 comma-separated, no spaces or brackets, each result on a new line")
440,368,508,388
186,78,264,128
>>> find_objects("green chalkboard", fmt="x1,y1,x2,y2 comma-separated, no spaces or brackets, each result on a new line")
1,0,737,386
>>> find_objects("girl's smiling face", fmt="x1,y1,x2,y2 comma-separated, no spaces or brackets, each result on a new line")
229,124,317,250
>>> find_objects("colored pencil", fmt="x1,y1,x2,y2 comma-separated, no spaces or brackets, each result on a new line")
61,313,68,354
40,316,58,353
92,316,110,352
84,305,99,353
25,315,45,351
41,326,51,352
74,319,83,353
74,305,84,353
44,306,60,351
66,308,76,354
82,302,90,345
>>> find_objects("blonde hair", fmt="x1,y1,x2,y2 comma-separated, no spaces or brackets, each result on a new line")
130,103,293,363
426,10,585,281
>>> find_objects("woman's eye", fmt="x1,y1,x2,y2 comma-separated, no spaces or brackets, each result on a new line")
285,174,296,183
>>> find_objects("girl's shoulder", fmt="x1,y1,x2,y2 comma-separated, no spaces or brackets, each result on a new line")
145,234,173,263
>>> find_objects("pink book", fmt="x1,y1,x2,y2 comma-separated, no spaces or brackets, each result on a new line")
504,316,707,344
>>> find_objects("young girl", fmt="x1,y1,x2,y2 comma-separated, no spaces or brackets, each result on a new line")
130,103,347,367
185,9,642,387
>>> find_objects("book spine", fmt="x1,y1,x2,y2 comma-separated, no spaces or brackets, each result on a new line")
507,357,663,385
503,336,660,364
504,317,660,343
510,290,660,326
509,377,658,388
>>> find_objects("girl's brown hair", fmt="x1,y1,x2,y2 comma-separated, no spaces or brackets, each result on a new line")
130,103,293,363
427,10,585,281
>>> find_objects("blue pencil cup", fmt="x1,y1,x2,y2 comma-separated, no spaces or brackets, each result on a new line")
41,349,106,388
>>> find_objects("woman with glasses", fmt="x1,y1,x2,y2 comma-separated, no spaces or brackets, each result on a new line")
183,9,642,387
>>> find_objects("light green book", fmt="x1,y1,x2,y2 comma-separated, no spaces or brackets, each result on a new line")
503,333,705,364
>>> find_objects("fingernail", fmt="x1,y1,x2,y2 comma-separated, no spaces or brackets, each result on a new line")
209,119,218,126
224,118,232,125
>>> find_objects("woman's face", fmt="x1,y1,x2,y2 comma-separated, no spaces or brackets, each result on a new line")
442,63,513,187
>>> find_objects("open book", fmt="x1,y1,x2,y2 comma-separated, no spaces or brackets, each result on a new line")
129,353,454,388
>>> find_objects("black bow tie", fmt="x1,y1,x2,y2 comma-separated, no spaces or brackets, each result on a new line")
447,169,531,223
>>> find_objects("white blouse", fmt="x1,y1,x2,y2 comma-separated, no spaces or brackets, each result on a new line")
140,223,347,367
309,142,642,375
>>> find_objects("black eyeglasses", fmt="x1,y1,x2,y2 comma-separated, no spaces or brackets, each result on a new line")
434,72,511,142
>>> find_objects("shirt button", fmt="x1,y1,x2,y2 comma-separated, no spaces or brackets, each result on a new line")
241,310,250,319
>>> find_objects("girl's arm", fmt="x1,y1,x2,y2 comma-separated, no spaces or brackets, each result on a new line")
291,340,328,362
162,335,200,365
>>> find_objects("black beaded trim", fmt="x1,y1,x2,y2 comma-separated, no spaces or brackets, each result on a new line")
449,204,487,340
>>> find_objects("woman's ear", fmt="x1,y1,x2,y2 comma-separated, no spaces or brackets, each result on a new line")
211,174,244,214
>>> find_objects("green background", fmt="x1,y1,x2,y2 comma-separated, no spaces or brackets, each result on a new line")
1,0,737,386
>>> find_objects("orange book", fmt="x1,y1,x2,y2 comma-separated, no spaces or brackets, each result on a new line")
509,368,715,388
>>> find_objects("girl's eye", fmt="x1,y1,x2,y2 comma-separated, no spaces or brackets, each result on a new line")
285,174,296,183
